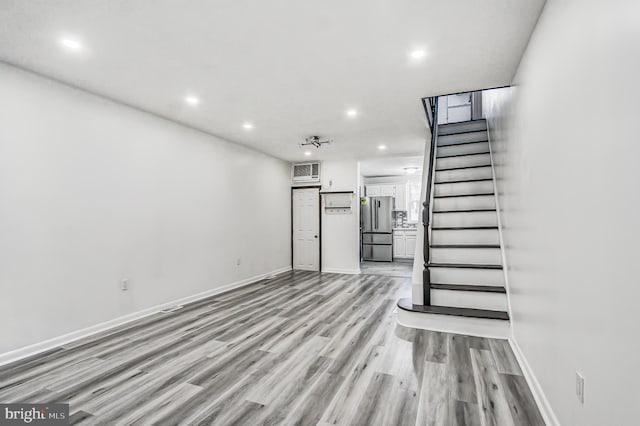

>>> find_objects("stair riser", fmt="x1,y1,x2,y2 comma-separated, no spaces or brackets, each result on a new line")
434,195,496,211
436,153,491,170
431,247,502,264
431,229,500,245
437,131,488,146
434,180,494,197
431,289,508,311
437,141,489,157
438,121,487,135
435,167,492,182
430,267,505,286
432,211,497,227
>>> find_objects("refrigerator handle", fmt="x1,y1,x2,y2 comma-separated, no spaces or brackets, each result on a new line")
374,200,378,230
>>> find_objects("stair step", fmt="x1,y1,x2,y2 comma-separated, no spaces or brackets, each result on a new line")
431,283,506,293
436,151,490,159
433,209,496,213
437,139,489,148
434,192,494,199
397,298,509,320
429,262,503,270
432,226,498,230
435,178,493,185
436,164,491,172
437,120,487,136
430,244,500,249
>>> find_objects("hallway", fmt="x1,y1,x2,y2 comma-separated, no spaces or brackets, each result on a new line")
0,270,542,425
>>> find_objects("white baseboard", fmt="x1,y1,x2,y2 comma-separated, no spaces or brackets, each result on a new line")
0,266,292,367
508,336,560,426
397,308,511,339
321,267,361,275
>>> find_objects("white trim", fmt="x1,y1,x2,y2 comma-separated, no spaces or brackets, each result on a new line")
0,266,292,367
397,308,510,339
322,267,361,275
508,337,560,426
485,118,515,326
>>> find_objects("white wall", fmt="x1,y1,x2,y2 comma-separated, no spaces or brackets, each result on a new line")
0,63,291,355
483,1,640,424
320,160,360,274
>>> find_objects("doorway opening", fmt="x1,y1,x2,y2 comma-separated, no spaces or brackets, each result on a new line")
358,157,423,277
291,186,321,271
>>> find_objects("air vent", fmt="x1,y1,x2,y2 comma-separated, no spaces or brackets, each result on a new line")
292,162,320,183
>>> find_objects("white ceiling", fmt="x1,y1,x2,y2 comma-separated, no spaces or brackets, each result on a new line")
360,156,423,178
0,0,545,162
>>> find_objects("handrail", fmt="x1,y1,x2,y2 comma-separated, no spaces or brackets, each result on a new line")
422,97,439,305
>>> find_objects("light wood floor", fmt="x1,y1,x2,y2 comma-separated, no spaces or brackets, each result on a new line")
0,270,544,425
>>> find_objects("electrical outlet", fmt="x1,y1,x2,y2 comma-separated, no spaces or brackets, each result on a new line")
575,371,584,404
236,258,241,266
121,278,129,291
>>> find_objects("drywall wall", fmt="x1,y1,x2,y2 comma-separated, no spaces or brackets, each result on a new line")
0,63,291,354
483,0,640,424
320,160,360,274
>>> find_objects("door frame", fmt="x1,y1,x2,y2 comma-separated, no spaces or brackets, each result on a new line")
291,185,322,271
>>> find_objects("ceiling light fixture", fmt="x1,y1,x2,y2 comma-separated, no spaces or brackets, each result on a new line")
346,109,358,117
300,135,332,149
185,96,199,105
60,38,82,50
378,145,387,150
410,49,426,60
243,122,253,130
304,151,312,156
404,167,420,174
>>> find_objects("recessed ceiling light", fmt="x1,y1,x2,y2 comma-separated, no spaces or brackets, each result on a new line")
404,167,420,174
410,49,426,60
378,145,387,150
304,151,312,156
243,122,254,130
346,109,358,117
60,38,82,50
185,96,199,105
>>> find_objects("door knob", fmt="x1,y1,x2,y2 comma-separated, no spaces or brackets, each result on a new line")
314,235,318,238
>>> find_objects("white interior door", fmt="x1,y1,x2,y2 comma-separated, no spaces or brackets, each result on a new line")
293,188,320,271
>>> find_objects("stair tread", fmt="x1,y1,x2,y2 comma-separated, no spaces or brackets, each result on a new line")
430,283,506,293
435,178,493,184
397,298,509,320
437,139,489,147
432,226,499,230
433,208,496,213
436,164,491,172
436,151,490,159
433,192,494,198
430,244,500,249
429,262,503,270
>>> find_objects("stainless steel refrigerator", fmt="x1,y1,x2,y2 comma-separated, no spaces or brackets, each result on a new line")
361,196,393,262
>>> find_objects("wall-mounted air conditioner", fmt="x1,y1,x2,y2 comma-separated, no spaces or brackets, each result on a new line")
292,162,320,184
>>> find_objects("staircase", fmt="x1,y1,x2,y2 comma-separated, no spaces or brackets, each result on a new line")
398,98,510,337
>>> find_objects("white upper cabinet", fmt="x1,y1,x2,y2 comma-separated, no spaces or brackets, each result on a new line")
380,184,396,197
365,185,381,196
395,183,407,211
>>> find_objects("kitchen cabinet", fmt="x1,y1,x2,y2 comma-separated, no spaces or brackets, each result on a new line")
393,235,405,258
394,184,407,211
380,185,396,197
365,185,381,196
393,228,417,259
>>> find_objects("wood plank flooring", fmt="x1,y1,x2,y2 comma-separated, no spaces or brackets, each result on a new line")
0,270,544,425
